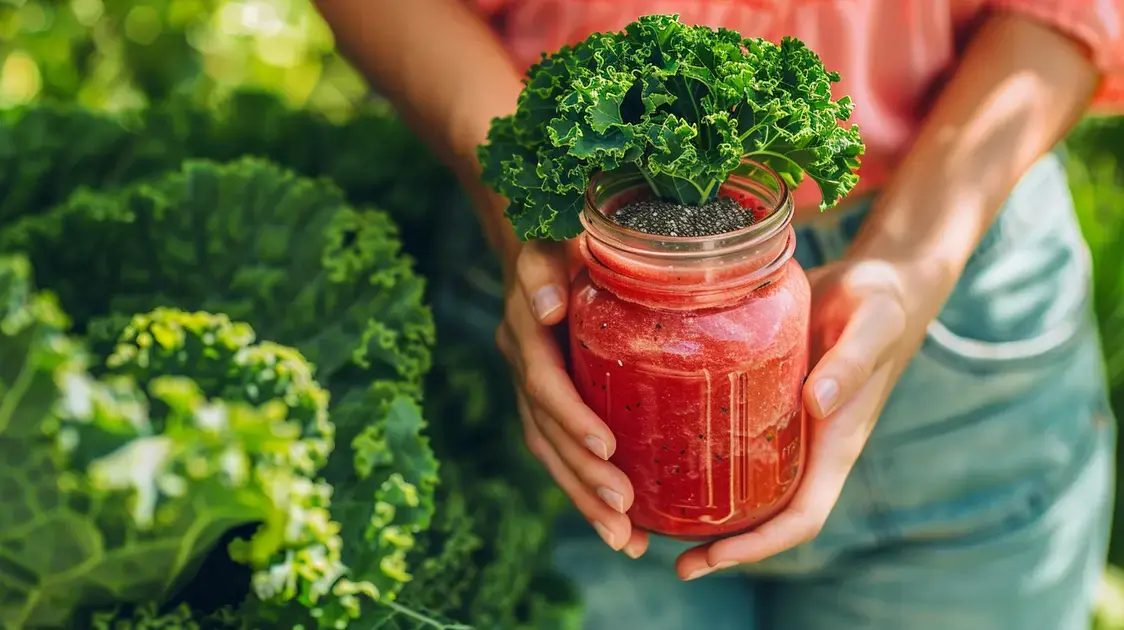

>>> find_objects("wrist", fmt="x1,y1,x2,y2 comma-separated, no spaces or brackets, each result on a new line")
846,173,987,314
888,256,959,339
832,254,958,343
460,182,521,265
443,80,525,267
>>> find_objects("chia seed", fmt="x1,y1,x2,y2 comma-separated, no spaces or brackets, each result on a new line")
611,196,753,236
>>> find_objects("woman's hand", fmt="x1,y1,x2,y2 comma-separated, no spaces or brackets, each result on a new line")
675,258,932,580
495,239,649,559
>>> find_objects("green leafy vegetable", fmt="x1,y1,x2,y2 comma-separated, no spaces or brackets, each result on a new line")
0,159,440,628
0,260,338,628
0,104,171,228
141,90,457,252
0,100,575,629
477,13,865,240
0,90,456,264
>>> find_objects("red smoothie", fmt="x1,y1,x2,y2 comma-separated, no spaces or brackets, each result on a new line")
569,165,810,540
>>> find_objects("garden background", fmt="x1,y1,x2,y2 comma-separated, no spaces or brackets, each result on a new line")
1,0,1122,627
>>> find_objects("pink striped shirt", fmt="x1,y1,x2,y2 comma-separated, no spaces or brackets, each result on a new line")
466,0,1124,207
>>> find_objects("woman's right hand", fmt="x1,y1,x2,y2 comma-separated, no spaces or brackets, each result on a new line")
495,239,648,558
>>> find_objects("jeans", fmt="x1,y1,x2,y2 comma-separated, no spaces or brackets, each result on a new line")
431,152,1117,629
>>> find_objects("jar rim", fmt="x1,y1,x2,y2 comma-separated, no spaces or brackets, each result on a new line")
580,159,793,260
578,225,797,310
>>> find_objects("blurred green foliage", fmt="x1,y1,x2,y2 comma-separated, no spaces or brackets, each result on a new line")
1067,124,1124,411
1068,120,1124,630
0,0,367,118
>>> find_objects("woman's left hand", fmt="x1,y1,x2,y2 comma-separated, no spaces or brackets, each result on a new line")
675,258,933,580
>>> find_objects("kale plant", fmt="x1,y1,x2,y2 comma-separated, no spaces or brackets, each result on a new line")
0,100,579,629
478,13,865,240
0,160,443,628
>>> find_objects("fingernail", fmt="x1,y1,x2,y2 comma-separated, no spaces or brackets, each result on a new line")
593,521,616,549
532,286,563,320
685,567,713,581
686,561,736,581
597,487,625,513
623,542,644,559
585,435,609,460
814,378,839,415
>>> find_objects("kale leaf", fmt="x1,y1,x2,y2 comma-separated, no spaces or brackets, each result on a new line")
477,13,865,240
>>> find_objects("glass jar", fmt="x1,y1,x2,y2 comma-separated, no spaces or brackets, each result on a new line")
569,161,810,541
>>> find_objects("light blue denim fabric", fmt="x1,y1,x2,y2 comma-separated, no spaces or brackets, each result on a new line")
549,152,1118,630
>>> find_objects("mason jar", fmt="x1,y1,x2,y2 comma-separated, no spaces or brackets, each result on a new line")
569,161,810,540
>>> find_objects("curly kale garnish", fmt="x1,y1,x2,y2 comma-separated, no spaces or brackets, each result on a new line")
478,13,865,241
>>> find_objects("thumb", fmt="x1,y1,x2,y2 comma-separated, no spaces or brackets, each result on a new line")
516,240,570,326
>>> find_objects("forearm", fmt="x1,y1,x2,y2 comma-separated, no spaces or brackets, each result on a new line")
849,13,1098,316
313,0,525,262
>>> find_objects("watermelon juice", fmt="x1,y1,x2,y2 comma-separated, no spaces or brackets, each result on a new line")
570,163,811,540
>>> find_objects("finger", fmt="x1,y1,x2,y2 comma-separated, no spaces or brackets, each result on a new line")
517,388,552,465
522,394,646,559
622,528,650,559
676,434,841,579
495,323,523,373
506,288,616,460
516,240,570,325
677,362,895,579
805,289,907,419
533,402,635,514
516,392,631,551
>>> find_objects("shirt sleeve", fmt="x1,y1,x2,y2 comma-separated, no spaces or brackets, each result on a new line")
986,0,1124,109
